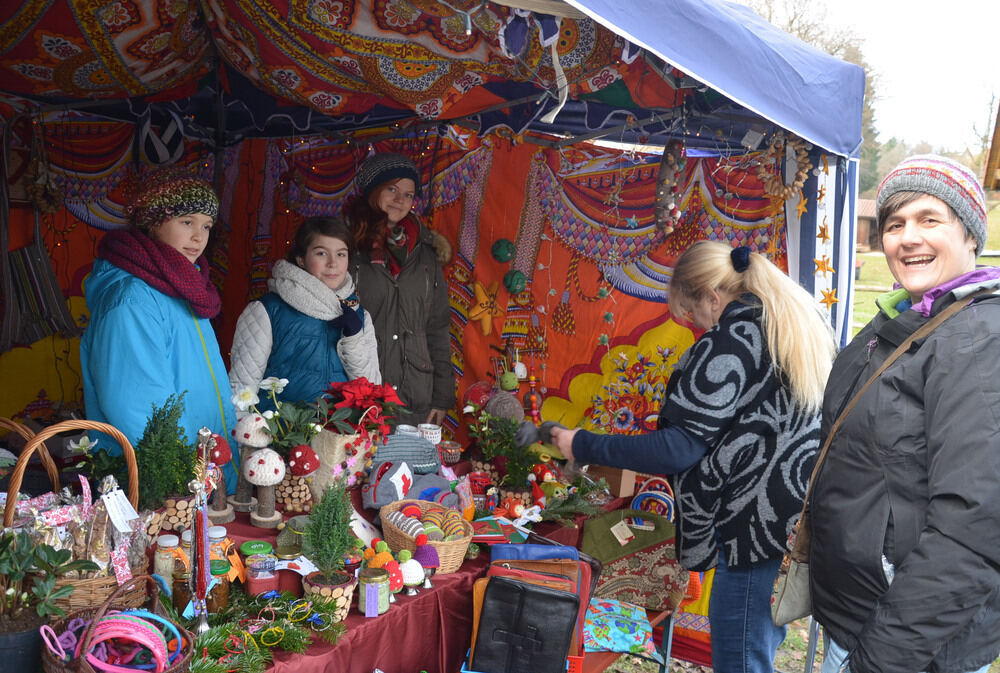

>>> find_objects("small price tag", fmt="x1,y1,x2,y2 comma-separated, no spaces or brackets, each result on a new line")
101,488,139,534
609,519,635,546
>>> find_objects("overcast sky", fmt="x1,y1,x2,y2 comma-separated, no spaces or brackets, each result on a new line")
815,0,999,153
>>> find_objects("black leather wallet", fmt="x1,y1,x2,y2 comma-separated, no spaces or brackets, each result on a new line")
470,576,580,673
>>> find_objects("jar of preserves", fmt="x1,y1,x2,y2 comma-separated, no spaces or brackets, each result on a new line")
245,553,279,596
179,529,193,570
207,560,231,612
357,568,390,616
153,534,180,580
208,525,228,561
172,571,192,615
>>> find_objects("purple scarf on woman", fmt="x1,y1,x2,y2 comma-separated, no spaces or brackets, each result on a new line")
98,228,221,318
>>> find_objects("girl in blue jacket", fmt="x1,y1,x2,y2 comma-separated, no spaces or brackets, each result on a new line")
80,172,238,490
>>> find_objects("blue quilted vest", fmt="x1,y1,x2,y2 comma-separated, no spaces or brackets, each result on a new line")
259,293,348,405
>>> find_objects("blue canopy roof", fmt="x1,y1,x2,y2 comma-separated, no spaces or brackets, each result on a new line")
566,0,865,157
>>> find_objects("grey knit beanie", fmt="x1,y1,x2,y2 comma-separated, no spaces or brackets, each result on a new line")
876,154,987,256
355,153,421,199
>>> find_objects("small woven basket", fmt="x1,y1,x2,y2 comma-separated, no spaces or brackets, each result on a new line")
4,419,146,610
42,574,194,673
379,499,472,574
437,440,462,465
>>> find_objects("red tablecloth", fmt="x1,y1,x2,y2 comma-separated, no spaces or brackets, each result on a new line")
223,509,487,673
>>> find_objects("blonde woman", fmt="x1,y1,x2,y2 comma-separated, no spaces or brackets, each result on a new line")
551,240,835,673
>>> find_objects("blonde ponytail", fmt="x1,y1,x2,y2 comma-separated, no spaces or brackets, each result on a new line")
669,241,835,413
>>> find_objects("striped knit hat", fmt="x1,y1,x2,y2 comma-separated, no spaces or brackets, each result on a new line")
128,171,219,232
876,154,986,256
356,153,421,199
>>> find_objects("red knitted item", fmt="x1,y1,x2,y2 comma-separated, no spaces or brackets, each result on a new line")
99,229,221,318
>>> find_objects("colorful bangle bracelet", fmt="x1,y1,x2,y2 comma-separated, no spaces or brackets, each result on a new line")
122,609,184,663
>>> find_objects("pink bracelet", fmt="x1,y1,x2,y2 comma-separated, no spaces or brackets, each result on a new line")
77,615,168,673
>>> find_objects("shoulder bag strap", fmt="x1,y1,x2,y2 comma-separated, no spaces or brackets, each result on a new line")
795,289,992,529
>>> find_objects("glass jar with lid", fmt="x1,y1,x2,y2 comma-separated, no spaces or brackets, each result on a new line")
206,559,231,612
172,570,192,615
357,568,390,616
179,529,193,570
153,534,180,580
208,525,228,561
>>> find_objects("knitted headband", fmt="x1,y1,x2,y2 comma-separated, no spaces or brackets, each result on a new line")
356,153,421,199
876,154,986,256
129,173,219,232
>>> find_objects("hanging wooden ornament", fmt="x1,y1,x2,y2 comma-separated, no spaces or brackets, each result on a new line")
653,140,685,233
755,133,813,201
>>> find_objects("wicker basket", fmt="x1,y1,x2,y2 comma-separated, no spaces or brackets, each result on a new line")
42,574,194,673
0,416,60,489
4,419,146,610
379,498,472,574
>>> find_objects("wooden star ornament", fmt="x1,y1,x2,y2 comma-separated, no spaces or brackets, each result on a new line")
821,287,839,310
817,216,830,244
469,280,503,336
795,189,809,218
814,255,834,278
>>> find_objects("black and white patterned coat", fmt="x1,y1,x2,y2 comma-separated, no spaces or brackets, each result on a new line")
662,300,819,571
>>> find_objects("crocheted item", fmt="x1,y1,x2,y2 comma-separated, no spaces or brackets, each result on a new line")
287,444,319,477
412,534,440,568
356,153,421,198
243,448,286,486
99,228,222,318
128,172,219,232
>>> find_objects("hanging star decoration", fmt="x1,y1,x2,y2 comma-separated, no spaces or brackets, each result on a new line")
817,184,826,204
817,217,830,244
814,255,834,278
766,232,781,256
469,280,503,336
822,154,830,175
795,189,809,218
625,216,639,229
821,287,839,310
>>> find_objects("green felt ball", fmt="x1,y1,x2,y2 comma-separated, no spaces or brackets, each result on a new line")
491,239,516,262
503,269,526,293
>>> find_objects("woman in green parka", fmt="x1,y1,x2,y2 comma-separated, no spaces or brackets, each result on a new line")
344,153,455,427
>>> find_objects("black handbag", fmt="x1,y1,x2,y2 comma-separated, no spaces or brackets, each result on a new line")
470,575,580,673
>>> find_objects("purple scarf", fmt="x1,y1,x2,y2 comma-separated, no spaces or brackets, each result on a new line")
99,229,221,318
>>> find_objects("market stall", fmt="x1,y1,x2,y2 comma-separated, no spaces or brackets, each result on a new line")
1,1,864,671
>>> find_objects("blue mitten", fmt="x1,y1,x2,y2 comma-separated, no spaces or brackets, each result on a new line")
330,300,363,337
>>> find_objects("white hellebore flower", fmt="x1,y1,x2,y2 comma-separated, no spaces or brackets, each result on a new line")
311,423,324,434
232,387,260,412
68,435,98,454
263,410,275,420
462,404,476,414
261,377,289,394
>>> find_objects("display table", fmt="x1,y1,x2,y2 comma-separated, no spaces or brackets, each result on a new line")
223,510,487,673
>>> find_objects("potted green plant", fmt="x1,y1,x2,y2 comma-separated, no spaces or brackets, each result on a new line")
301,482,359,622
134,394,197,534
467,411,537,500
0,530,99,670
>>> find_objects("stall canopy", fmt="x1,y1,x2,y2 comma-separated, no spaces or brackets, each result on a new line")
0,0,864,467
0,0,864,156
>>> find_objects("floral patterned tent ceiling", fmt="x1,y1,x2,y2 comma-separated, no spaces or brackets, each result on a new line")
0,0,862,155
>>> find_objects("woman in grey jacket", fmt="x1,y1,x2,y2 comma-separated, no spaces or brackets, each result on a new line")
811,155,1000,673
345,153,455,427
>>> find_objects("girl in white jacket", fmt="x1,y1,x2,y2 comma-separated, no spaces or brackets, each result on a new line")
229,217,380,409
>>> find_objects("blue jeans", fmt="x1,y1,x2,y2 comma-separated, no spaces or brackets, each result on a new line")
708,548,786,673
822,637,993,673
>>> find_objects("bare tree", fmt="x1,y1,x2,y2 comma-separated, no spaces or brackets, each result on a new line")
739,0,882,195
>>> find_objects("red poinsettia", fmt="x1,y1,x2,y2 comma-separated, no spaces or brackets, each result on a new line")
322,377,404,440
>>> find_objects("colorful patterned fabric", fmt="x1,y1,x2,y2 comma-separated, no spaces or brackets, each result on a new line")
583,597,656,656
0,1,687,123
